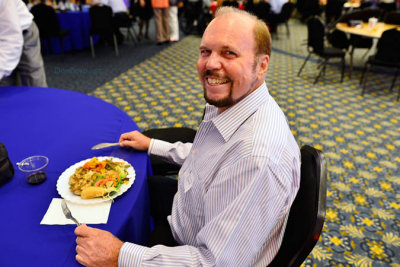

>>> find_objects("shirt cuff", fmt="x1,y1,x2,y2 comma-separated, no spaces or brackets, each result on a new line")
118,242,147,267
147,138,155,156
148,139,173,158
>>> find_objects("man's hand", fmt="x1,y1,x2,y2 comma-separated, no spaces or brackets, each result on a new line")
75,224,123,267
119,130,151,151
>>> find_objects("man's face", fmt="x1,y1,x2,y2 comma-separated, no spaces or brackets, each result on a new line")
197,14,268,112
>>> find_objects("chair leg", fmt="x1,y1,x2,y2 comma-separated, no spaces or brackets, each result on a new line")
349,46,355,78
285,22,290,36
340,56,345,83
359,62,368,85
314,59,327,84
361,64,371,96
113,34,119,57
297,53,311,76
89,35,95,58
397,85,400,101
389,68,398,92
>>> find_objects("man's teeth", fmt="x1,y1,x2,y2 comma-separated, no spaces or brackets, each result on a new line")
207,78,229,85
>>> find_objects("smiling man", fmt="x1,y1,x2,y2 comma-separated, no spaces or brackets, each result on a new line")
75,6,300,267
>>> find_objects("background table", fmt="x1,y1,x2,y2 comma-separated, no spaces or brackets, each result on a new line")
336,22,398,38
44,8,98,54
0,86,151,266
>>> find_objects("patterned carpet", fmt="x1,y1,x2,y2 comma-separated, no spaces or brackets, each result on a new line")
88,20,400,266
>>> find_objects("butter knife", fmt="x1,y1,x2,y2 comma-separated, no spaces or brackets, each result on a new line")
91,142,120,150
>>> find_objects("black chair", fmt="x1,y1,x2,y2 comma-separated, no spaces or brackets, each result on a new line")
114,12,139,44
143,127,197,176
252,1,271,24
30,3,71,54
359,28,400,101
325,0,345,24
336,8,383,77
297,17,346,84
383,10,400,25
269,145,327,267
88,5,119,58
276,2,296,36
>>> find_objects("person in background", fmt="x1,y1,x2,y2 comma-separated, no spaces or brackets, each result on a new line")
168,0,179,42
86,0,129,43
74,6,300,266
0,0,47,87
130,0,153,41
151,0,170,45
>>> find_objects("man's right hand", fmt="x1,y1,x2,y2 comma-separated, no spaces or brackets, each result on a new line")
119,130,151,151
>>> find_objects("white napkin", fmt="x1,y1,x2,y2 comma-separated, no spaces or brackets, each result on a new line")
40,198,112,225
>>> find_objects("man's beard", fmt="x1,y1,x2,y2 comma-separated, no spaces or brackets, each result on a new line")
202,69,258,109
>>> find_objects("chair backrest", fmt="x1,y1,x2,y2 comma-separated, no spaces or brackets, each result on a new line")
89,5,114,35
268,145,327,267
307,17,325,52
279,2,295,22
328,29,350,50
253,1,271,22
30,3,61,38
375,28,400,63
325,0,344,17
338,8,383,22
383,10,400,25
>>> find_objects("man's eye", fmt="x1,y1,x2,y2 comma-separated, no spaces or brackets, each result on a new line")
200,50,210,56
224,51,236,57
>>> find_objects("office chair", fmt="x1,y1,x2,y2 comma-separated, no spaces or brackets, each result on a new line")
89,5,119,58
359,28,400,101
268,145,327,267
30,3,71,54
297,16,346,84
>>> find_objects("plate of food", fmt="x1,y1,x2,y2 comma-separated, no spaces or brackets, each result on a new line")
57,156,135,204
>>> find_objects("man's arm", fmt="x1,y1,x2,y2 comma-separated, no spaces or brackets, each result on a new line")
0,0,24,80
119,130,193,166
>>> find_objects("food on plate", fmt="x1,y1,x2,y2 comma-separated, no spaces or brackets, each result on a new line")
68,157,130,199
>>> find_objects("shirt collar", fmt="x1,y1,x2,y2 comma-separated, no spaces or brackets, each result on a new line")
204,82,270,142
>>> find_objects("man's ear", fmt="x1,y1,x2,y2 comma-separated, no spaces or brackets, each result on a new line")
257,55,269,79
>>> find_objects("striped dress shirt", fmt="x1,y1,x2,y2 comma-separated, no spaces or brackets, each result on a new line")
119,82,300,266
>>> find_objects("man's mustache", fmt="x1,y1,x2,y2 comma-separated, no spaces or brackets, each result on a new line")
202,70,231,81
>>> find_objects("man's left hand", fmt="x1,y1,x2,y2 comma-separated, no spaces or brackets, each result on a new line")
75,224,123,267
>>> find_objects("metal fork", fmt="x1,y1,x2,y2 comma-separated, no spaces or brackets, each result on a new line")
61,199,81,226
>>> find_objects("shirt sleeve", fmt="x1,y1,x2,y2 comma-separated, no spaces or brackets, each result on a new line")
118,154,300,266
148,139,193,166
0,0,24,80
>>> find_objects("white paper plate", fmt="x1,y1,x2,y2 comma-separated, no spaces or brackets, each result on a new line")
57,156,135,205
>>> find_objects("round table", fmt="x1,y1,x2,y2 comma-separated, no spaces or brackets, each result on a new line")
0,86,151,267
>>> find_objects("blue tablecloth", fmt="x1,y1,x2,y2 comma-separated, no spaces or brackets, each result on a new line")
44,9,98,54
0,86,151,266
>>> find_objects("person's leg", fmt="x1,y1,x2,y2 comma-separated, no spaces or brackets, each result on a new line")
160,7,170,43
17,21,47,87
146,175,179,247
138,19,144,40
144,19,150,39
153,8,163,43
168,6,179,41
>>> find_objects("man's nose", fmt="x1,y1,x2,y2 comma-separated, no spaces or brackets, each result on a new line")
205,53,222,70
